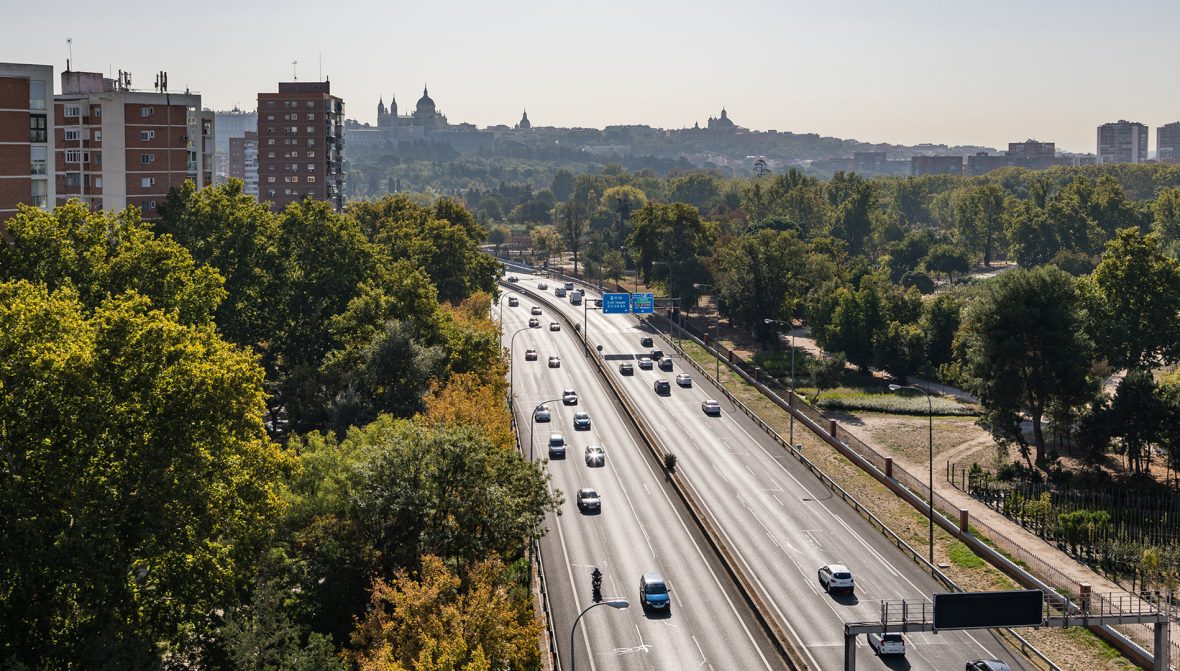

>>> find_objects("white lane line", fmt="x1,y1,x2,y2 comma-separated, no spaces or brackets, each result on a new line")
772,494,784,507
552,497,600,671
710,461,730,484
604,433,657,559
693,635,711,669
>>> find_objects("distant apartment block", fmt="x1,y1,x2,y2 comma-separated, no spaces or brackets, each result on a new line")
53,69,213,220
213,107,257,183
1097,120,1148,164
257,81,345,212
911,155,963,176
853,151,887,174
228,130,258,196
0,62,55,226
1158,122,1180,164
967,139,1063,175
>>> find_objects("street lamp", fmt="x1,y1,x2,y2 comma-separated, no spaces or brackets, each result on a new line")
694,283,719,381
650,260,680,348
765,318,798,449
569,599,629,671
888,383,934,567
529,397,564,461
498,291,514,349
507,326,531,408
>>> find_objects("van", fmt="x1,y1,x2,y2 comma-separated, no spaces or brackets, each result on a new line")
639,572,670,612
555,287,567,298
570,291,583,305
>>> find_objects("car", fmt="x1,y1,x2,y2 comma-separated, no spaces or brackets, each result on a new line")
534,405,551,422
555,287,567,298
618,362,634,375
701,399,721,416
653,379,671,395
548,356,561,368
639,573,670,612
576,488,601,513
564,282,575,291
525,348,538,361
548,433,566,458
531,306,542,315
640,336,654,347
549,322,561,332
675,373,692,387
537,282,548,290
637,357,653,370
570,292,582,305
594,298,602,307
528,318,540,328
507,276,519,282
649,349,664,360
867,632,905,656
658,357,673,371
585,445,605,466
573,411,591,430
507,296,519,307
817,564,854,594
966,662,1012,671
562,389,578,405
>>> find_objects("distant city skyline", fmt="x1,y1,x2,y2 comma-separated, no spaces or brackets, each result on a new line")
6,0,1180,153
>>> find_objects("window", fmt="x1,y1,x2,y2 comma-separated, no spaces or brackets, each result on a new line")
64,104,81,117
141,177,156,188
93,130,102,142
64,128,81,141
65,149,82,163
30,146,47,175
306,139,315,147
29,80,46,110
140,130,156,141
267,139,275,145
95,177,102,188
266,101,275,108
306,150,315,158
284,188,293,195
266,114,275,120
140,107,155,117
305,101,314,108
267,189,276,197
306,163,315,171
287,163,298,171
267,151,276,158
140,153,156,164
284,176,299,183
305,126,314,133
267,176,276,183
307,113,315,121
284,101,296,108
306,175,316,183
65,172,82,186
30,180,48,207
141,200,157,212
93,106,102,118
29,114,47,142
266,127,275,134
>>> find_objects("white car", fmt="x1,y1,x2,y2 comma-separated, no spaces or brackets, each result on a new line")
507,296,519,307
534,405,551,422
867,632,905,656
637,357,653,370
701,399,721,416
676,373,693,387
548,355,561,368
549,322,561,332
562,389,578,405
525,348,538,361
585,445,605,467
818,564,854,593
537,282,549,290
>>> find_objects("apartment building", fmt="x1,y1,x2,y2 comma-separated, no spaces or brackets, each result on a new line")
228,130,259,196
1158,122,1180,164
256,81,345,212
0,62,54,226
213,107,257,183
911,155,963,176
53,69,213,220
1096,120,1148,164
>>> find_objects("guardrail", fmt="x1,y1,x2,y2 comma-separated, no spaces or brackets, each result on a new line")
506,279,810,671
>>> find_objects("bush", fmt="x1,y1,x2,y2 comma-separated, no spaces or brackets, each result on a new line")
901,270,935,294
814,392,977,416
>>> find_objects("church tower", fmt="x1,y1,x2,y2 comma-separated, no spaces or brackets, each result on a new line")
516,109,531,130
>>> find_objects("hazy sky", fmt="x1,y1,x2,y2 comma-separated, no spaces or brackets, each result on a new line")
6,0,1179,153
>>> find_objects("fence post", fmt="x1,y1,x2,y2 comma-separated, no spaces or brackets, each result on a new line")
1080,583,1091,614
884,457,893,479
829,419,837,439
959,509,969,534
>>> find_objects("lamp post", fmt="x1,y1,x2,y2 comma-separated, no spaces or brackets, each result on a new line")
889,383,934,567
498,292,511,349
765,318,798,448
569,599,629,671
530,397,564,462
508,326,530,408
694,283,719,381
650,260,680,348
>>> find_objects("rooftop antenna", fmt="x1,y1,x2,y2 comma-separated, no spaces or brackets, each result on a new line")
66,38,72,71
291,60,298,81
318,52,322,81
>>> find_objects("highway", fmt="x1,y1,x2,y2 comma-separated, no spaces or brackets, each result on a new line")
506,271,1036,671
501,294,786,671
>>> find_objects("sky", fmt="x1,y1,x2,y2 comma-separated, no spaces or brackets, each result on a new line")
5,0,1179,153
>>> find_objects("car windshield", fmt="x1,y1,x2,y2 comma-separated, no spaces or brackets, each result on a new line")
645,582,668,595
882,634,902,643
833,572,851,579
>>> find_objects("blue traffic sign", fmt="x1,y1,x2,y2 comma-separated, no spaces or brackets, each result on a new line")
631,293,655,314
602,293,630,314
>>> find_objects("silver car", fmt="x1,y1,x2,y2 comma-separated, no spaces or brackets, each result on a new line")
585,445,605,467
534,404,551,422
548,433,566,458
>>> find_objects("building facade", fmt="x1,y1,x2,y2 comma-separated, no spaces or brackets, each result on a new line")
52,70,212,220
213,108,257,183
1097,120,1148,164
1158,122,1180,164
228,130,258,195
911,155,963,176
257,81,345,211
0,62,54,226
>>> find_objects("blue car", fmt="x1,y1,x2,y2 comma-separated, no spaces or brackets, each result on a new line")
640,573,670,613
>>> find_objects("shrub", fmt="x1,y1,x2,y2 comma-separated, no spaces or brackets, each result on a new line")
814,392,976,416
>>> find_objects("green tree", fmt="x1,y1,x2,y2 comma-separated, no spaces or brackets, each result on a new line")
1085,228,1180,371
550,169,575,202
529,225,563,269
1153,187,1180,252
828,178,877,257
627,202,715,305
219,576,345,671
954,183,1006,267
808,353,846,403
487,224,510,256
1107,370,1164,474
716,229,807,345
923,243,971,283
957,266,1094,466
668,172,721,211
0,282,288,666
821,286,877,372
601,184,647,246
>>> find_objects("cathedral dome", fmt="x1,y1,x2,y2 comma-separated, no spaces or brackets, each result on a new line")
416,85,436,114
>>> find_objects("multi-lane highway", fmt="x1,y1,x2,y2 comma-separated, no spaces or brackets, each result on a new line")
501,293,786,671
504,270,1035,671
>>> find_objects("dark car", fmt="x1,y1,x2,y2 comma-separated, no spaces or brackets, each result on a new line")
640,336,653,347
649,349,664,361
653,379,671,395
528,318,540,328
573,411,591,430
531,306,542,315
525,348,538,361
658,357,673,371
507,276,519,282
618,362,634,375
966,662,1012,671
507,296,519,307
548,356,561,368
562,389,578,405
576,488,601,513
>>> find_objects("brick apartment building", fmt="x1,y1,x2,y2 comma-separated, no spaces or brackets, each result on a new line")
0,62,55,227
1158,122,1180,164
911,155,964,176
256,81,345,211
228,130,259,196
53,70,213,220
1097,120,1148,164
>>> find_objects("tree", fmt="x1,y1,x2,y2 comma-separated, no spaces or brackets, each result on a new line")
1085,228,1180,371
1153,187,1180,252
351,555,542,671
923,243,971,283
550,169,575,202
0,282,288,666
715,229,807,345
529,225,563,269
808,353,846,403
1106,370,1164,474
600,250,626,285
923,293,963,368
957,266,1094,466
557,197,588,276
821,286,877,372
219,576,345,671
829,178,877,257
668,172,720,211
954,183,1006,267
600,185,646,246
627,202,715,305
487,225,510,257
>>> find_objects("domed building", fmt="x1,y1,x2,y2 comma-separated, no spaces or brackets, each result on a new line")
707,108,738,131
410,85,448,131
515,110,531,130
